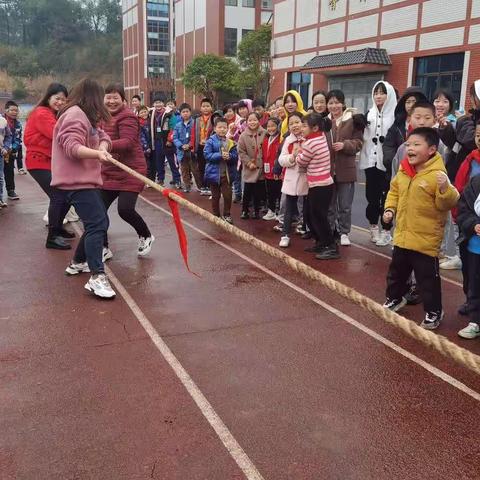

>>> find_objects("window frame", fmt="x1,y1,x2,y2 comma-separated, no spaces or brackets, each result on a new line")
224,27,238,57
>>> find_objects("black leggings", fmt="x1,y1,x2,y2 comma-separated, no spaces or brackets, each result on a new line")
29,169,70,236
308,185,334,247
242,182,264,213
101,190,151,246
364,166,390,229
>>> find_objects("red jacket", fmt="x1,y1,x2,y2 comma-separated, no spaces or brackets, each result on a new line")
101,106,147,193
262,133,281,180
24,106,57,170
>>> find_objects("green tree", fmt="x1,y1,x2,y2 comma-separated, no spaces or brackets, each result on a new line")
237,24,272,100
181,54,241,106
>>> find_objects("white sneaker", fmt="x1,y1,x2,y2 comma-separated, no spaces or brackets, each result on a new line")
138,235,155,257
376,230,392,247
370,225,380,243
84,273,116,298
262,209,276,221
279,236,290,248
43,210,68,225
458,322,480,339
439,255,462,270
340,234,351,246
65,206,79,222
18,168,27,175
102,247,113,262
65,261,90,275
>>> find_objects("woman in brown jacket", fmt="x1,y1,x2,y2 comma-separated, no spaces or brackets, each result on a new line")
238,112,266,219
326,90,364,246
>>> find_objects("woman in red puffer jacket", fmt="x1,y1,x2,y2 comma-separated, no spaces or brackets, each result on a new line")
24,82,75,250
101,83,154,258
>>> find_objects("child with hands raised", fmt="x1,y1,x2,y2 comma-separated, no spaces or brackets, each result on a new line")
382,127,459,330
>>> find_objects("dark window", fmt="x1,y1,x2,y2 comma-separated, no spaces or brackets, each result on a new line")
243,0,255,6
224,28,237,57
148,56,170,76
147,20,169,52
225,0,238,5
242,29,253,39
415,53,464,108
146,1,169,18
261,0,272,8
287,72,311,108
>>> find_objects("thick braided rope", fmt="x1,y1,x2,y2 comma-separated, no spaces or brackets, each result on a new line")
109,158,480,376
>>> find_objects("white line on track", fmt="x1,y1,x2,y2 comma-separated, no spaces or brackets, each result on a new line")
349,226,463,288
139,194,480,403
69,223,265,480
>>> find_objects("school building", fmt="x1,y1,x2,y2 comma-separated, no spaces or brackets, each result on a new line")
270,0,480,112
122,0,176,103
174,0,273,106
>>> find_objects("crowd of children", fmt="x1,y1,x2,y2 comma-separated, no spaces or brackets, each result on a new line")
5,77,480,339
127,82,480,337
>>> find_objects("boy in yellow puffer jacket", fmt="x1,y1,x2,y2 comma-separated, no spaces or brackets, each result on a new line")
382,127,459,330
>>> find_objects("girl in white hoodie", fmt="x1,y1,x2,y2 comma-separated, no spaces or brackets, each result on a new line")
359,81,397,246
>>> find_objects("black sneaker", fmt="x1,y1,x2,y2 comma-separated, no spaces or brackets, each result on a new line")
223,215,233,224
7,190,19,200
304,243,322,253
301,232,313,240
420,310,444,330
383,297,407,312
240,211,249,219
46,236,72,250
404,285,422,305
458,303,471,316
315,245,340,260
58,228,75,239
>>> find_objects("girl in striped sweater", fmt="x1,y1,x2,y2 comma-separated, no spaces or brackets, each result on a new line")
296,113,339,260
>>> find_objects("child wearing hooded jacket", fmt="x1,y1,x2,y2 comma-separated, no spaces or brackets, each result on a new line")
281,90,308,138
359,81,397,246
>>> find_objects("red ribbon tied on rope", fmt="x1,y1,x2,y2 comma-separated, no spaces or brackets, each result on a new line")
162,189,200,277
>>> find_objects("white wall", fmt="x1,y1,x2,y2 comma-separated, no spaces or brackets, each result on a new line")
381,5,418,35
421,0,467,27
319,22,345,46
175,0,184,36
295,0,318,28
348,14,378,42
419,27,465,50
274,0,295,34
225,5,256,29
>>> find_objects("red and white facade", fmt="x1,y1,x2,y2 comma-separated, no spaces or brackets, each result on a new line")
122,0,175,104
174,0,273,106
271,0,480,111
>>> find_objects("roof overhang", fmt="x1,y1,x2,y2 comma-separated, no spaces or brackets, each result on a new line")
301,48,392,75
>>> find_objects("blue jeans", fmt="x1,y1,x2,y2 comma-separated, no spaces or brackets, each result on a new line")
66,189,109,274
154,141,180,183
233,169,242,197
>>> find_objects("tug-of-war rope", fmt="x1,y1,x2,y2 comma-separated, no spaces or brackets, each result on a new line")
109,157,480,377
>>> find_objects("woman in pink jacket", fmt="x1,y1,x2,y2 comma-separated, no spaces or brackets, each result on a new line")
101,84,154,259
51,78,116,299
